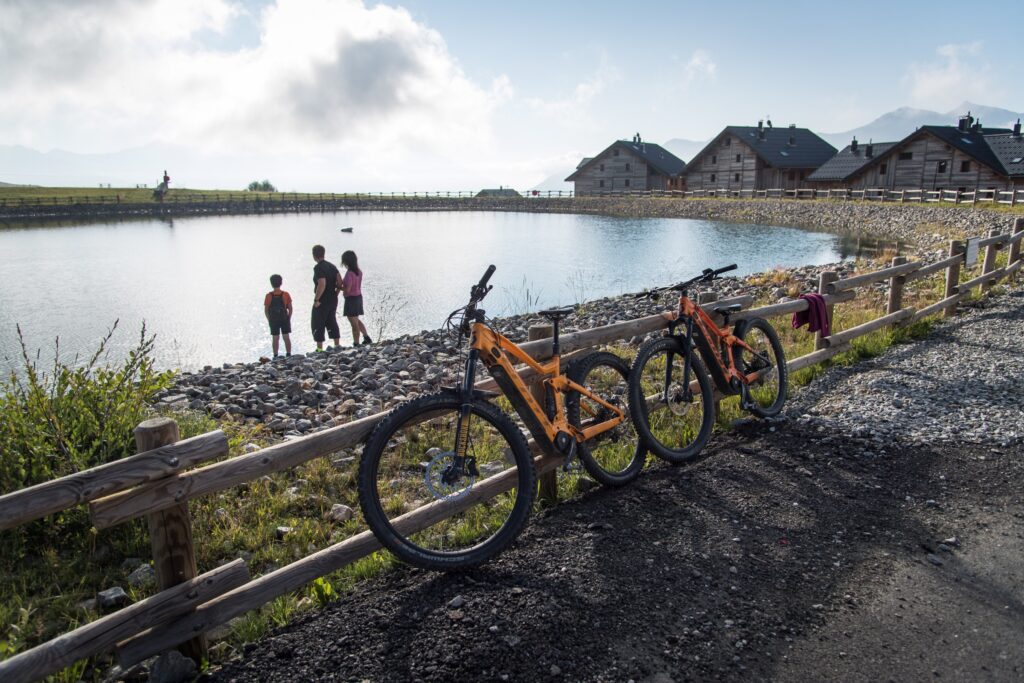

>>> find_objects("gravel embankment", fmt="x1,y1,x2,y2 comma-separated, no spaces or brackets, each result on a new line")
206,285,1024,682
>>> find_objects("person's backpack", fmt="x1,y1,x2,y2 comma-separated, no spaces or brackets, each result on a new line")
268,293,288,323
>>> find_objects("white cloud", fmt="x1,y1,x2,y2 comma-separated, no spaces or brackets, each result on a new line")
682,49,716,86
905,42,1001,111
525,66,620,120
0,0,505,165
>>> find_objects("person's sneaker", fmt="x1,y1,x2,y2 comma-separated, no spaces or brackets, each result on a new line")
362,335,373,346
273,354,280,359
285,353,291,357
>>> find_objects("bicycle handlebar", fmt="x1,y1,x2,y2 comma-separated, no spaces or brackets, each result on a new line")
633,264,739,298
478,264,496,290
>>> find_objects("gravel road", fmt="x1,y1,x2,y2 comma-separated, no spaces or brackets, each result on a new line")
208,286,1024,683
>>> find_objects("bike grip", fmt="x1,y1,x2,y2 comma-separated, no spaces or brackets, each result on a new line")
714,263,738,276
478,264,496,288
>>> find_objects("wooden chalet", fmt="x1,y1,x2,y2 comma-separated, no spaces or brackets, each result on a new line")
567,134,686,194
685,122,836,191
809,115,1024,191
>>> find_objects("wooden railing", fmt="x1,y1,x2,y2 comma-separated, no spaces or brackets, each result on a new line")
1,217,1022,682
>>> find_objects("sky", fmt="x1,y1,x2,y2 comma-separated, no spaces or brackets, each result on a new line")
1,0,1022,191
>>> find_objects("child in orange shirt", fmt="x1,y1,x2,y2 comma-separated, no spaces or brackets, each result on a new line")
264,274,293,358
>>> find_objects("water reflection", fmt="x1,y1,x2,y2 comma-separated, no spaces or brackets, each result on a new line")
0,210,871,372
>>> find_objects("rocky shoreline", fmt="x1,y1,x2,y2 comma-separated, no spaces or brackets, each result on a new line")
158,204,1021,434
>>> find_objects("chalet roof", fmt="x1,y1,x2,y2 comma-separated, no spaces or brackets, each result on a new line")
565,139,686,181
476,188,521,198
917,125,1012,176
576,157,594,169
689,126,837,170
808,141,898,181
981,133,1024,177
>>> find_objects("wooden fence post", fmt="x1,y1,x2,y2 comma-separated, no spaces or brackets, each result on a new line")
528,324,558,505
1009,217,1024,282
815,271,838,350
981,229,999,294
135,417,207,664
944,240,965,318
887,256,907,317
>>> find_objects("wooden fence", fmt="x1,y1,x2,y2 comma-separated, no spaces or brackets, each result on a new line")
1,217,1022,682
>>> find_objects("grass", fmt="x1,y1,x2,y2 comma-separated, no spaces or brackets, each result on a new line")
1,249,1015,680
0,186,482,206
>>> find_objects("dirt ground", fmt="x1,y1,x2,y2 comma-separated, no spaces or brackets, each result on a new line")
208,412,1023,682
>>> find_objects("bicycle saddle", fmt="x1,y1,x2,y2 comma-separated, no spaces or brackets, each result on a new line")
713,304,743,315
538,306,574,320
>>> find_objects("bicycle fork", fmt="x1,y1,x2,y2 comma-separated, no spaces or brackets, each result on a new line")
664,318,695,405
446,349,480,484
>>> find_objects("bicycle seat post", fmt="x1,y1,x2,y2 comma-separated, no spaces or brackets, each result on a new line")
551,318,560,356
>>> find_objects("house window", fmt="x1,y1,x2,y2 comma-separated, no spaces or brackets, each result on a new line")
625,163,631,171
879,163,888,175
937,161,947,174
599,179,604,187
614,149,619,156
710,173,717,183
599,164,604,172
788,172,795,181
711,155,717,164
735,154,741,163
624,179,630,187
724,138,731,146
734,173,740,182
800,171,805,180
960,160,971,172
899,152,913,161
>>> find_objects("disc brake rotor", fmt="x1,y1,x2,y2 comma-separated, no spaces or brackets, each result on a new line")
424,450,476,501
665,383,695,416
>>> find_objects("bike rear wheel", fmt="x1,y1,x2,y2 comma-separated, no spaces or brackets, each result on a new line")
357,392,536,570
566,351,646,486
732,317,787,418
628,336,715,463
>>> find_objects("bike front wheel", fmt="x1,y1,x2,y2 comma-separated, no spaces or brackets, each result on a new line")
357,392,536,570
628,336,715,463
566,351,646,486
732,317,788,418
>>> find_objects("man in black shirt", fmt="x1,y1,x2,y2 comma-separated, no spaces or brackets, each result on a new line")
311,244,342,350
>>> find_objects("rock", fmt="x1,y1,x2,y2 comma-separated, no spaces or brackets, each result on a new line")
325,504,354,523
550,664,563,676
97,586,130,609
127,563,156,587
275,526,293,541
926,553,944,566
120,557,144,571
149,650,197,683
447,595,466,609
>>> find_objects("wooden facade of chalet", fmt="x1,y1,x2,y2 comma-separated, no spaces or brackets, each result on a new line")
567,136,686,194
686,123,836,191
809,117,1024,191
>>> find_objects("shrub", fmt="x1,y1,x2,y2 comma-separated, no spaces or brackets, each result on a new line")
247,179,277,192
0,321,174,495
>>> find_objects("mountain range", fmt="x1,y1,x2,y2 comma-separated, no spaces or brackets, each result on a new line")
533,102,1024,191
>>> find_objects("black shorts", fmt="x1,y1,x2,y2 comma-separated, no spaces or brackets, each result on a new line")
343,295,364,317
311,299,340,342
269,319,292,335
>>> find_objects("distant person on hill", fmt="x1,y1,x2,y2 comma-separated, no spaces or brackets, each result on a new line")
340,250,371,346
311,244,342,351
264,274,293,358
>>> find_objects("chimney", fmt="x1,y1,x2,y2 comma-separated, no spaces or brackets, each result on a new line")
757,120,766,140
958,111,973,132
850,137,859,153
865,139,874,158
1014,118,1021,137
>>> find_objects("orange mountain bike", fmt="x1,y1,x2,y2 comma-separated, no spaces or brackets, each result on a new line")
358,265,644,570
628,264,787,463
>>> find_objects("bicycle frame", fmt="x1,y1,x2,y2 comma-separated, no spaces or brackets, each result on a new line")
669,295,760,395
461,322,626,455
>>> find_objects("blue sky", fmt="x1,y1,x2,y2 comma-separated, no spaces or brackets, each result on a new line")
0,0,1020,190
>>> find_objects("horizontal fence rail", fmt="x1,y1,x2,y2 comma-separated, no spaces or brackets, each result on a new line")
1,216,1022,682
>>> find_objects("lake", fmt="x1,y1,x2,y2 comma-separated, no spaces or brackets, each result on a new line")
0,211,864,373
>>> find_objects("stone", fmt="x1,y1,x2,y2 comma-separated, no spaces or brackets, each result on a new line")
325,504,355,523
447,595,466,609
276,526,293,541
127,563,156,587
149,651,197,683
97,586,130,609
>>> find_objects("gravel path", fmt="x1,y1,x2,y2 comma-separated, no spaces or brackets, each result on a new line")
206,286,1024,683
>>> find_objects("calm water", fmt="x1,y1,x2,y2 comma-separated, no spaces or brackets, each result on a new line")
0,211,862,373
